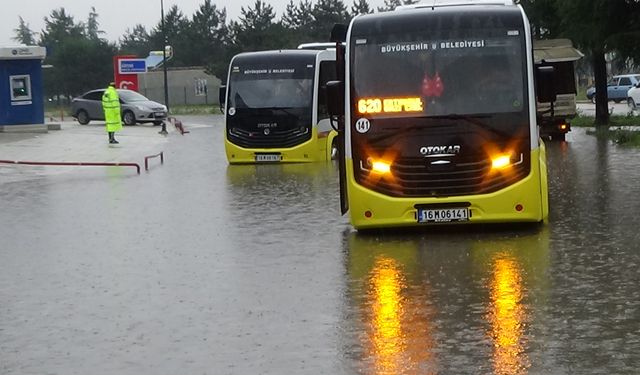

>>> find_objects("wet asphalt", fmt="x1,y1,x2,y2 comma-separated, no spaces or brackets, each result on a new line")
1,116,640,374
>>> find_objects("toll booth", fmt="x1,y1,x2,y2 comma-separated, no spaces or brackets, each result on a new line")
0,46,47,132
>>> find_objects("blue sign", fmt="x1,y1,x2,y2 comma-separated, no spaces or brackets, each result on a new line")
119,59,147,74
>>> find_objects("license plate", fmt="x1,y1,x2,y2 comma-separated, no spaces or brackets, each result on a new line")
418,208,470,223
255,154,281,162
154,112,165,117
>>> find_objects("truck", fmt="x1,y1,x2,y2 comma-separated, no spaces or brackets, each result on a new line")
533,39,583,141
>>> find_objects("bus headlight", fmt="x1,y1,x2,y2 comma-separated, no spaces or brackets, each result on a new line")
372,160,391,174
361,157,392,175
491,153,512,170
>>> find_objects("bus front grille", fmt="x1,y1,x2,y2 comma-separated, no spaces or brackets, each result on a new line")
354,153,531,197
228,127,311,149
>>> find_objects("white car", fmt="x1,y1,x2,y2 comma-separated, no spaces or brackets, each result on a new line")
628,82,640,110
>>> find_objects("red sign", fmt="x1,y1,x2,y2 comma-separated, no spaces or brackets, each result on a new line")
113,55,140,92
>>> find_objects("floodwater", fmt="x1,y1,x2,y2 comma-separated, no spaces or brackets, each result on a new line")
1,117,639,374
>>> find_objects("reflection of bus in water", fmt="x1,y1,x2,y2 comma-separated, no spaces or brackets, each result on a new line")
330,0,549,229
345,228,549,374
221,49,338,164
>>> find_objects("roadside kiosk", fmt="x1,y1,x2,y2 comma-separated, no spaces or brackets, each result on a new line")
0,46,47,132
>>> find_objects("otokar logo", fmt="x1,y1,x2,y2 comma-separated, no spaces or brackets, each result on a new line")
420,145,461,157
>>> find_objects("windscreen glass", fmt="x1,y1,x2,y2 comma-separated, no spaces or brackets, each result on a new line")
228,63,314,110
351,29,526,118
118,90,149,102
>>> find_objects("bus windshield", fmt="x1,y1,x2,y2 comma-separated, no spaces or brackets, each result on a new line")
352,29,526,119
228,66,314,110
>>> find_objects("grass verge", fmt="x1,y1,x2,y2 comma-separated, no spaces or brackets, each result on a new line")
585,127,640,147
571,114,640,146
169,104,221,115
43,104,221,119
571,114,640,127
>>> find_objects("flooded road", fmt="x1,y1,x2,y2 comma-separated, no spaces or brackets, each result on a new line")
1,117,639,374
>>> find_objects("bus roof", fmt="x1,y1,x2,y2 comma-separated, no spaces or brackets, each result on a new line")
234,49,325,59
297,42,342,50
351,3,523,37
395,0,514,11
231,49,335,67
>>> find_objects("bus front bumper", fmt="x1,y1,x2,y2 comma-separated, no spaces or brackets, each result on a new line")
225,130,335,164
347,148,548,230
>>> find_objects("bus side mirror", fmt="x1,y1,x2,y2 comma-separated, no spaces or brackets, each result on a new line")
218,85,226,113
326,80,344,117
330,24,348,43
536,66,557,103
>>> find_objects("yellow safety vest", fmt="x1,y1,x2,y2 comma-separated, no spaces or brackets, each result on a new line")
102,86,122,132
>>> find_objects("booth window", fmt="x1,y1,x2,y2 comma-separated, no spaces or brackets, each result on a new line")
10,75,32,101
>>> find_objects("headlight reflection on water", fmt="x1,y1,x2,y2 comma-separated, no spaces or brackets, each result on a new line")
489,257,528,375
365,256,435,374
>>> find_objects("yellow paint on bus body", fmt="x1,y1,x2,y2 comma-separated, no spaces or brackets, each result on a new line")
347,143,549,229
225,127,337,164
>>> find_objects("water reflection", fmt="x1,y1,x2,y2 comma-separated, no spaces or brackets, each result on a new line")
347,234,436,374
473,230,549,374
344,227,549,374
488,257,526,374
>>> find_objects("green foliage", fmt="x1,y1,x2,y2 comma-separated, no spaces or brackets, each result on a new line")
86,6,104,40
12,17,36,45
310,0,350,41
520,0,640,125
586,127,640,147
229,1,282,53
351,0,373,16
36,8,116,101
282,0,315,46
169,104,221,115
120,24,151,57
571,114,640,127
22,0,381,99
148,5,192,67
40,8,85,46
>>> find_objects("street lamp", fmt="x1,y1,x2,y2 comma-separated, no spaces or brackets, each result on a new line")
160,0,169,135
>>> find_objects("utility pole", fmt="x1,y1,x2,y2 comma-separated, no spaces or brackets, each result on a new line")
160,0,169,135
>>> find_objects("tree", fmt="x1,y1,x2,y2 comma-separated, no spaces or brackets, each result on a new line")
517,0,561,39
183,0,231,80
148,5,192,66
378,0,417,12
40,8,85,47
310,0,350,41
86,6,104,40
351,0,372,16
229,0,284,53
282,0,315,46
120,24,150,57
13,17,36,45
544,0,640,125
39,8,114,102
187,0,228,66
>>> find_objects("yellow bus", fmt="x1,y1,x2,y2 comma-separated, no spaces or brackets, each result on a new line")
220,49,338,163
328,0,550,229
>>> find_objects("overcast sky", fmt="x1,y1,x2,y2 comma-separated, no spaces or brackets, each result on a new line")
2,0,386,46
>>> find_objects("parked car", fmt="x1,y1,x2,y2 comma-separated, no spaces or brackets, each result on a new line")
71,89,168,126
586,74,640,104
628,82,640,110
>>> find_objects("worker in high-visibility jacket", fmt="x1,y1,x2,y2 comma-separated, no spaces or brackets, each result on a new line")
102,82,122,144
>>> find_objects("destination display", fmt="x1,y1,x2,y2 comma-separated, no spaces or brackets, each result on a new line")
357,97,424,114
